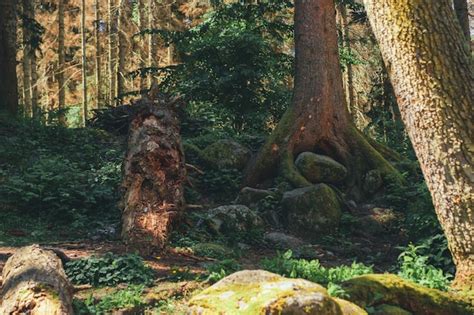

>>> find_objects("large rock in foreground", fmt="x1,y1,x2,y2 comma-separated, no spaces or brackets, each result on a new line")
0,245,74,315
188,270,366,314
295,152,348,184
342,274,474,315
201,140,251,170
206,205,264,235
282,184,342,240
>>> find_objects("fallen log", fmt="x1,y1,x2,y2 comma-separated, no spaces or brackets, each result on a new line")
121,94,186,255
0,245,74,315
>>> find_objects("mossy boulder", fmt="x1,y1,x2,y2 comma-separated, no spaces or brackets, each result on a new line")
235,187,276,207
295,152,348,184
201,140,251,170
282,184,342,240
206,205,264,235
188,270,367,314
263,232,305,251
342,274,474,315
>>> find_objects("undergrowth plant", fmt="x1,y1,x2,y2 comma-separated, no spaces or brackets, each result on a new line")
80,285,145,314
65,253,154,287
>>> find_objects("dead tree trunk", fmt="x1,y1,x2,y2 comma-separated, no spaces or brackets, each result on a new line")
121,95,186,255
0,245,74,315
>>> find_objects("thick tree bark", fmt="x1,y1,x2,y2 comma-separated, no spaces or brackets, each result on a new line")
0,0,19,115
453,0,471,50
0,245,74,314
121,96,186,255
81,0,88,125
244,0,401,198
57,0,66,125
364,0,474,289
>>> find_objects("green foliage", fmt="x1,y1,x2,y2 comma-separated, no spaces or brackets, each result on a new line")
206,259,242,283
65,253,154,287
149,1,294,132
83,285,145,314
0,117,122,223
261,250,373,286
197,168,242,200
397,244,452,291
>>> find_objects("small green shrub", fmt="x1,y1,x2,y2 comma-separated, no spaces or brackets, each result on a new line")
261,250,373,286
83,285,145,314
397,244,452,291
206,259,242,283
65,253,154,287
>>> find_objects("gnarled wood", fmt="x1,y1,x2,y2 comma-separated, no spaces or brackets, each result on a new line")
121,95,186,255
0,245,74,315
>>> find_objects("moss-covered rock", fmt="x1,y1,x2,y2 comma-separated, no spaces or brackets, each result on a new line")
206,205,264,235
201,140,251,170
235,187,276,207
342,274,474,315
188,270,367,314
371,304,412,315
282,184,342,240
191,242,234,259
295,152,348,184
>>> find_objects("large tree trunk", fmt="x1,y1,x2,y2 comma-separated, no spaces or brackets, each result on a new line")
0,245,74,314
121,95,186,255
0,0,19,115
57,0,66,125
244,0,401,199
364,0,474,289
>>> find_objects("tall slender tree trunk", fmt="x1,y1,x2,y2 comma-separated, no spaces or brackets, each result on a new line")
364,0,474,289
30,43,39,118
338,3,355,114
245,0,401,199
108,0,117,105
148,0,159,86
0,0,19,115
453,0,471,51
57,0,66,125
116,0,131,101
21,0,33,117
167,4,174,65
95,0,102,108
81,0,88,125
138,0,147,92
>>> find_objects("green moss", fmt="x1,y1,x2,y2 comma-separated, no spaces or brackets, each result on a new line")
342,274,474,315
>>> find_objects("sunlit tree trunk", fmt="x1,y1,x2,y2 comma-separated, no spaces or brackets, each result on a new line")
138,0,147,92
0,0,19,115
108,0,117,105
116,0,131,100
21,0,33,117
148,0,159,85
364,0,474,289
337,3,355,114
57,0,66,125
81,0,88,125
245,0,401,198
95,0,103,108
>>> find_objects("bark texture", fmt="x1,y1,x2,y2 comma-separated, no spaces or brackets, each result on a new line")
0,0,19,115
364,0,474,288
244,0,400,198
0,245,74,315
453,0,471,50
121,95,186,255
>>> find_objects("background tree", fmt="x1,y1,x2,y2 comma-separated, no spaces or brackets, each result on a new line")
57,0,66,125
108,0,117,105
21,0,33,117
81,0,88,124
364,0,474,288
95,0,102,108
0,0,19,115
244,0,401,198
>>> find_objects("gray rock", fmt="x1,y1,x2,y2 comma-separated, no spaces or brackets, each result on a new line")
282,184,342,240
363,169,383,194
295,152,348,184
264,232,305,250
201,140,251,170
235,187,276,207
206,205,264,235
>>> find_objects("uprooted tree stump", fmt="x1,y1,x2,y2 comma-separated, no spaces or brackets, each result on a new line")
0,245,74,315
121,95,186,255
